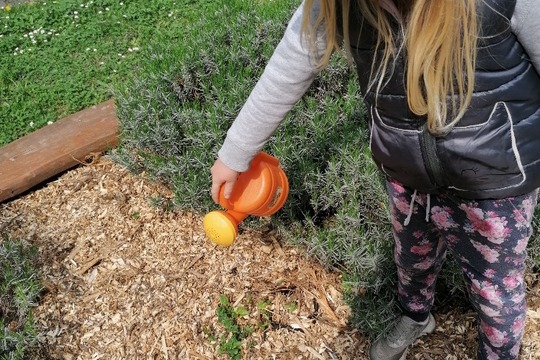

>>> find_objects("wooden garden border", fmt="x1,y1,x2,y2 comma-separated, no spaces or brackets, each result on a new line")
0,99,118,203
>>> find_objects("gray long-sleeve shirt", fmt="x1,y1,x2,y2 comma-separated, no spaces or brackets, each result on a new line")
218,0,540,172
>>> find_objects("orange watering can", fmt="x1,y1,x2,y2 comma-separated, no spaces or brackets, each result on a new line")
203,152,289,246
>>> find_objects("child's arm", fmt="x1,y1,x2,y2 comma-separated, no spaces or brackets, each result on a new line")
512,0,540,75
217,0,327,173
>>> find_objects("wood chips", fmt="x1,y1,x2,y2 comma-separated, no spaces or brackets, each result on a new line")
1,157,540,359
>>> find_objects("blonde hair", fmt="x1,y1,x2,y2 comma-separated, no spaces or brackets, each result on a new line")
301,0,478,135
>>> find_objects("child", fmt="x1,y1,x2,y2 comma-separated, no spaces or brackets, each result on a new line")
210,1,540,359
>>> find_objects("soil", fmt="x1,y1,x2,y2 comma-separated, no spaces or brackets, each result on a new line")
2,157,540,359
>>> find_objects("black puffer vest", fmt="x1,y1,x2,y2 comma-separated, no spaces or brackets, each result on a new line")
347,0,540,199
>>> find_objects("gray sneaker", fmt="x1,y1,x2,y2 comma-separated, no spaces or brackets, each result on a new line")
369,313,436,360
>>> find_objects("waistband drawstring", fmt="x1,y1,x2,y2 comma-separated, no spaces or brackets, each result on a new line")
403,189,417,226
425,193,431,222
403,190,431,226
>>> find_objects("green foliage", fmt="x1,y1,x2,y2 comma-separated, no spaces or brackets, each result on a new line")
529,207,540,269
114,0,294,213
112,0,540,339
207,295,280,359
0,237,43,359
0,0,214,146
113,0,400,335
215,295,254,360
255,300,271,330
3,0,540,349
284,301,298,313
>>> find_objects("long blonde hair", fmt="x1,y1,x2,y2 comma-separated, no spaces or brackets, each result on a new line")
301,0,478,135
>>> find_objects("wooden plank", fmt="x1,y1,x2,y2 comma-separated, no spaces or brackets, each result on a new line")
0,99,118,203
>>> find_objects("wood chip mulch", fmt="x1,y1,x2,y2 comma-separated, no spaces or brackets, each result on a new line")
1,157,540,359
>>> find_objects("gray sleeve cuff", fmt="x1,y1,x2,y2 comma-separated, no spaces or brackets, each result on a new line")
217,137,260,172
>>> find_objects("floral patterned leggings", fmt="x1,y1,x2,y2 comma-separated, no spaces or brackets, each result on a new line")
386,179,538,360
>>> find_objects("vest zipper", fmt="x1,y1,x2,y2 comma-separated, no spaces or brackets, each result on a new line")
419,125,446,187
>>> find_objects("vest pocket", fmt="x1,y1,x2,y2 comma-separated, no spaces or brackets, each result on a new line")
369,103,526,195
441,102,525,193
369,106,435,191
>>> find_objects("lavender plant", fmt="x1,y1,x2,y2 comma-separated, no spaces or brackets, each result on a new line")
114,0,540,337
0,237,42,359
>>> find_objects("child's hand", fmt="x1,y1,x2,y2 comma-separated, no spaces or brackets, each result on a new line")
210,158,239,204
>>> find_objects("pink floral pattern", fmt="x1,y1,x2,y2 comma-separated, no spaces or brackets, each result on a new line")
459,204,512,244
471,240,500,263
386,179,537,360
430,206,459,230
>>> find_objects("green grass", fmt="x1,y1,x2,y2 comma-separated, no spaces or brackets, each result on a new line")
0,0,215,146
4,0,540,353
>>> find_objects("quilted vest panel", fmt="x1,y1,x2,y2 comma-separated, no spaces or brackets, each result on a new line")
346,0,540,198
